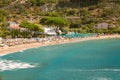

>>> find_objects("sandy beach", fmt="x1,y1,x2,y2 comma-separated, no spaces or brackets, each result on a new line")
0,34,120,56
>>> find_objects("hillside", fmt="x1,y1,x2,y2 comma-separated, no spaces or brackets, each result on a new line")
0,0,120,38
0,0,119,21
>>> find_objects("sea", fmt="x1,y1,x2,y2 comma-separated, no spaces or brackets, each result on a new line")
0,38,120,80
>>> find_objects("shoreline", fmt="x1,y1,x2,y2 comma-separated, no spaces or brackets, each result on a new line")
0,34,120,56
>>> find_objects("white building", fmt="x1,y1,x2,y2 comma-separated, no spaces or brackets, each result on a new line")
0,37,2,44
8,21,20,30
43,27,57,36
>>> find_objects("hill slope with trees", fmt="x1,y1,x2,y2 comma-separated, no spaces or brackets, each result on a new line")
0,0,120,38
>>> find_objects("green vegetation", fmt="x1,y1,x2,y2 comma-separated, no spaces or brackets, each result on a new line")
19,22,43,38
0,0,14,7
0,0,120,38
20,22,43,32
28,0,58,6
40,17,69,27
40,17,69,34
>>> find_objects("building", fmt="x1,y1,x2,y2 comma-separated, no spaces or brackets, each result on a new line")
43,27,57,36
0,37,2,44
8,22,20,30
94,23,109,29
19,0,27,4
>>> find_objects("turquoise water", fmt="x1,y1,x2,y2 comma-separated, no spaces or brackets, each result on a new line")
60,33,96,38
0,38,120,80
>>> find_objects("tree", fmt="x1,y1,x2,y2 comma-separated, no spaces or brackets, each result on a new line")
0,30,10,38
20,31,31,38
40,17,69,26
0,13,10,38
20,22,43,31
0,0,14,7
28,0,58,6
0,17,3,22
40,17,69,34
10,29,19,38
28,0,45,6
20,22,43,37
69,0,100,7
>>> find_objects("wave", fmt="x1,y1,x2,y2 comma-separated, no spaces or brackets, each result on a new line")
92,77,111,80
0,59,37,72
19,50,24,52
63,69,120,72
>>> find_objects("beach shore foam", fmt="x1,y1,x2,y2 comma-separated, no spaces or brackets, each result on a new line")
0,59,36,71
